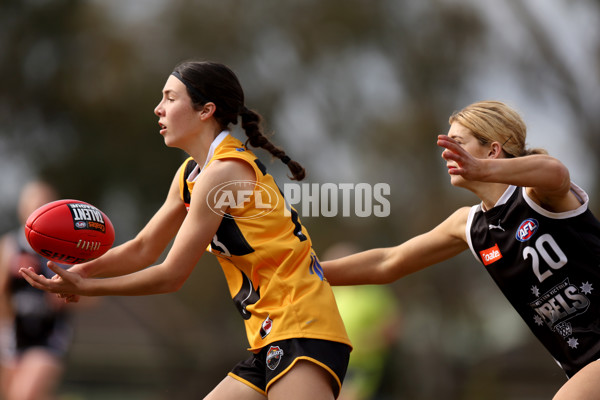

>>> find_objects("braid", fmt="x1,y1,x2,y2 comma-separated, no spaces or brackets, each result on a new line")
241,107,306,181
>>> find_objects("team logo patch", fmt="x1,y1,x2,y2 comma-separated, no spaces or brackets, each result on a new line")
260,316,272,339
516,218,539,242
266,345,284,371
480,243,502,266
554,322,573,338
529,278,590,331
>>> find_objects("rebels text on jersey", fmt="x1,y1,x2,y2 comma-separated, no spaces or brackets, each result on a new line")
466,184,600,378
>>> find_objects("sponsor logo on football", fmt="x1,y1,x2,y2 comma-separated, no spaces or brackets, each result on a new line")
40,249,86,264
260,316,273,339
266,345,284,371
68,203,106,233
516,218,539,242
479,243,503,266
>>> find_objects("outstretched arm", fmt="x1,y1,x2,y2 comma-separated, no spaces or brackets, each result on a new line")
20,159,256,297
322,207,470,286
437,135,579,212
62,166,188,280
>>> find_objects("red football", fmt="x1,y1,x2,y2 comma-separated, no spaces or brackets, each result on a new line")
25,199,115,264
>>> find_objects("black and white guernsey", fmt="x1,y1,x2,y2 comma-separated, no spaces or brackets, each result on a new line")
466,184,600,378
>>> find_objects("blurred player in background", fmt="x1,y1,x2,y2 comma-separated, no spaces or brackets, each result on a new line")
0,181,73,400
20,61,351,400
323,243,401,400
323,101,600,400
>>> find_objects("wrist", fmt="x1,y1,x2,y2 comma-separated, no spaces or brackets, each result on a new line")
68,262,92,279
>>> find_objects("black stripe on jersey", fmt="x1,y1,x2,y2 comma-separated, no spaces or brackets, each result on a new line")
182,159,198,205
275,185,308,242
289,207,307,242
211,216,255,256
232,269,261,320
254,159,267,176
254,158,307,243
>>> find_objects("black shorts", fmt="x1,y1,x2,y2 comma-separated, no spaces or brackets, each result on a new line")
229,338,351,397
15,316,72,359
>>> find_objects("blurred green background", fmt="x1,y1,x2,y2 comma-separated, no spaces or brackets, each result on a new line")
1,0,599,399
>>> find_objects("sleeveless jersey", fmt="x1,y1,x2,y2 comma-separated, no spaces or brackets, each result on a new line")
466,184,600,377
6,229,72,355
179,132,351,351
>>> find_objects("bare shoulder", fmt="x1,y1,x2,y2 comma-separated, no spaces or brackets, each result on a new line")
525,155,578,212
204,158,256,183
437,206,471,243
527,184,584,213
451,206,472,222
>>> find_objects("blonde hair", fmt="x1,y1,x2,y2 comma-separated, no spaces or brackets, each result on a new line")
449,100,547,157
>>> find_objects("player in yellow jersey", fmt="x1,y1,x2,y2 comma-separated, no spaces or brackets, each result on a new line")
20,61,351,399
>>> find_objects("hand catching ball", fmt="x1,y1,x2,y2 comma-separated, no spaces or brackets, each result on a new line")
25,199,115,264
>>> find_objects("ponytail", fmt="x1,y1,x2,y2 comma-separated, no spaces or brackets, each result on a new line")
240,107,306,181
523,147,548,156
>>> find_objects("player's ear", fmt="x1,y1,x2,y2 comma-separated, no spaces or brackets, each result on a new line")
199,102,217,120
488,142,503,159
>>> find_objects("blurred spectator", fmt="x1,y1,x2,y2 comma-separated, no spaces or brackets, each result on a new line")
0,181,73,400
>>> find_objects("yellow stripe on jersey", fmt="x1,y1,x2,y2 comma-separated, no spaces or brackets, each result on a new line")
179,134,351,351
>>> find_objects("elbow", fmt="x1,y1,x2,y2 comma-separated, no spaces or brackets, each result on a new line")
548,158,571,193
378,269,401,285
376,243,422,284
151,264,189,294
131,238,163,267
375,252,404,285
170,276,187,292
160,275,187,294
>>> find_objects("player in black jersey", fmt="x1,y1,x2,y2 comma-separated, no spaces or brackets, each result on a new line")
0,181,73,400
323,100,600,399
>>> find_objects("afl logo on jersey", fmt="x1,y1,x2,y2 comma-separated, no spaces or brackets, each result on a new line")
516,218,539,242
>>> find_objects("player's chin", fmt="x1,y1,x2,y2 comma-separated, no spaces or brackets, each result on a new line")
162,135,180,149
449,174,467,187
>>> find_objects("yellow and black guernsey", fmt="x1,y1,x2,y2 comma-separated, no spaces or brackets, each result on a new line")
179,131,351,352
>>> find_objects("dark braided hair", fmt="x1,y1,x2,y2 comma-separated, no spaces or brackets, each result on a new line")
240,106,305,181
172,60,306,181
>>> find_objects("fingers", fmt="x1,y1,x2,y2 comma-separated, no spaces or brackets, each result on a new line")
441,149,459,161
46,261,66,277
437,135,463,154
66,294,81,303
19,266,80,300
19,267,53,291
437,134,450,143
437,135,454,147
57,293,80,303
